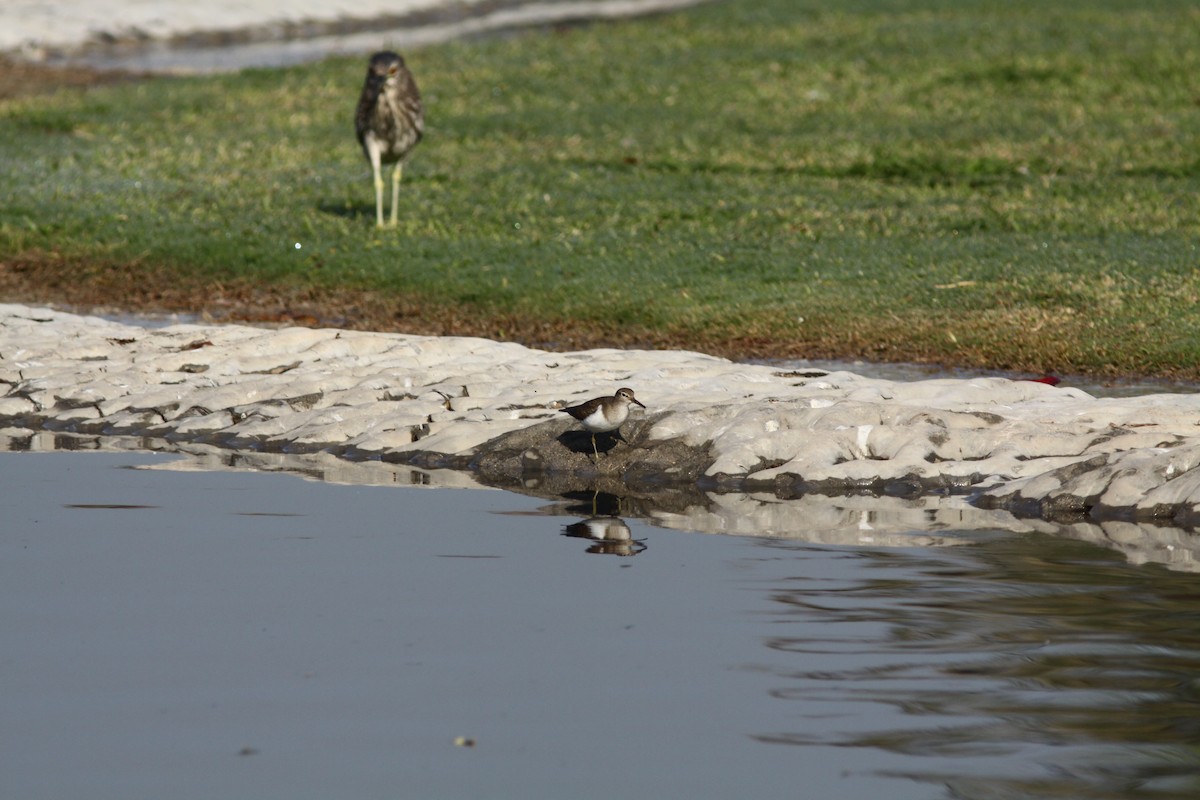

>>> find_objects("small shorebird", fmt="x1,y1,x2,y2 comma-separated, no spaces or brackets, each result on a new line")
560,387,646,458
355,50,424,228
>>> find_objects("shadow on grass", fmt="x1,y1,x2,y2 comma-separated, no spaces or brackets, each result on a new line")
317,201,375,221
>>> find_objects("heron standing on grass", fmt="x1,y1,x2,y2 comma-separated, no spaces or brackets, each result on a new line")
355,51,424,228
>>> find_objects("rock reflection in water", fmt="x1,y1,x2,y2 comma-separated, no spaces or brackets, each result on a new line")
8,428,1200,573
750,536,1200,798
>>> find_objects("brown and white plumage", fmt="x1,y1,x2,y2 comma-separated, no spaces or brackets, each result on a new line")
355,51,424,228
561,388,646,458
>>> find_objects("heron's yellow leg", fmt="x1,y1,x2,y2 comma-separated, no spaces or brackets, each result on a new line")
372,161,386,228
390,162,404,227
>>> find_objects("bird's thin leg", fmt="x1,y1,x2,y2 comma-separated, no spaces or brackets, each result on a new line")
390,162,404,227
371,156,386,228
591,434,599,460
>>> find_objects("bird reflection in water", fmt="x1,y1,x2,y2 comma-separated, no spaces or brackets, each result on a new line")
562,516,646,557
560,491,646,556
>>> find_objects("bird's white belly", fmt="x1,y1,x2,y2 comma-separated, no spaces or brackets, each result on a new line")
580,405,626,433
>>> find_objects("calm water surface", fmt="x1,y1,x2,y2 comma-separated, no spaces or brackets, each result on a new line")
3,450,1200,799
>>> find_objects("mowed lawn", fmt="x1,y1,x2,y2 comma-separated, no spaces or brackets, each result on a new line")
2,0,1199,376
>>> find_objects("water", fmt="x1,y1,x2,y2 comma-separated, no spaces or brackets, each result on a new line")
28,0,714,74
3,447,1200,799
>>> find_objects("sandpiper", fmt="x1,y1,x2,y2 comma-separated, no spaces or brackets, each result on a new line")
560,387,646,458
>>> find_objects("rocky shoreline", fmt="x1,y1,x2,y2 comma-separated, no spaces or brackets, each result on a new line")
5,304,1200,524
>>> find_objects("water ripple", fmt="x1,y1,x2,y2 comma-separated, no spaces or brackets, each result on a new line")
746,537,1200,799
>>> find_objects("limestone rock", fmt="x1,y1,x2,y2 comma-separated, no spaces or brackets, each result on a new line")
4,304,1200,525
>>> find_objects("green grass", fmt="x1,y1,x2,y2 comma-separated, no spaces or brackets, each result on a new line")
2,0,1200,375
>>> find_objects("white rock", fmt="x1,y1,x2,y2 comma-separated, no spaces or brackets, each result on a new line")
4,304,1200,521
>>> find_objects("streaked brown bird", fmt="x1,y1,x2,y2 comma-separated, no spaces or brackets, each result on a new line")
355,50,424,228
